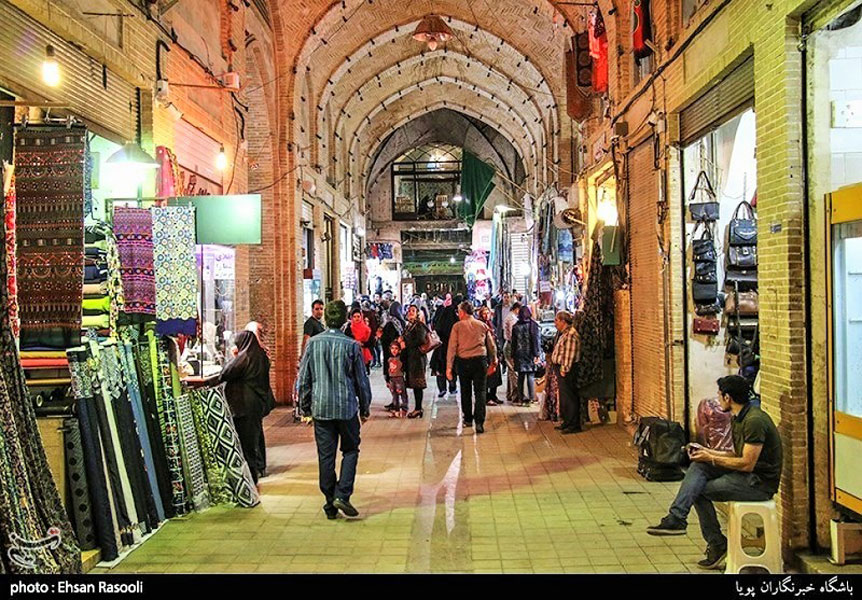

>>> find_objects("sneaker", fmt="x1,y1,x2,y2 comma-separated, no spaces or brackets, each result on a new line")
323,503,338,520
438,391,447,398
646,515,687,536
697,544,727,570
333,498,359,518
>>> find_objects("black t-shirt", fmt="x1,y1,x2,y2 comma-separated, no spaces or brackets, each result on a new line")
303,317,325,338
731,403,783,491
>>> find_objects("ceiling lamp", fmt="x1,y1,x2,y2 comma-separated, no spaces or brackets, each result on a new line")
42,45,61,87
106,141,158,169
412,15,453,51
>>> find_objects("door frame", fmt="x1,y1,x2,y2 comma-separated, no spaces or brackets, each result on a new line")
827,183,862,516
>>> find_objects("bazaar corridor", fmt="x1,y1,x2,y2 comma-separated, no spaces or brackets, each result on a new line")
96,372,711,575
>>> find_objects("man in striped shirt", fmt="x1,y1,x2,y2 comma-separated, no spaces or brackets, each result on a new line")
299,300,372,519
551,310,583,434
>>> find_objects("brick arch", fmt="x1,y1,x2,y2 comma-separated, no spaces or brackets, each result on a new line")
346,81,542,196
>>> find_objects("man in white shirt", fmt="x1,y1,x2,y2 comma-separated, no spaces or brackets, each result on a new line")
504,301,521,404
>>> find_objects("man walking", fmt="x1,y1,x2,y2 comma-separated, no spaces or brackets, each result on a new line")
447,301,497,434
298,300,372,520
646,375,783,570
503,301,522,404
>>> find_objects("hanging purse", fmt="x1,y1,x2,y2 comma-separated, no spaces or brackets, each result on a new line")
694,261,717,283
693,317,720,335
692,223,717,262
727,245,758,268
725,290,759,316
725,267,758,291
688,171,720,222
692,281,718,303
695,302,722,316
728,200,757,246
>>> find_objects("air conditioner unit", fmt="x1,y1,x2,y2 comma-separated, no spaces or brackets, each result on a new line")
218,72,241,90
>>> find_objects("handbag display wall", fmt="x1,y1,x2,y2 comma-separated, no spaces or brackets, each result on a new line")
688,171,720,222
691,222,718,306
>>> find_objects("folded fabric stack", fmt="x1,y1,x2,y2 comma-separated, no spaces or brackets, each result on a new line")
82,225,125,335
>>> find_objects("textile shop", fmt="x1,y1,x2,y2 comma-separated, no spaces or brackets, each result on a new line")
0,121,261,574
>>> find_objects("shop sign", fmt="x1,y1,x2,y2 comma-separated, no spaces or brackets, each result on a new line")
169,194,262,245
213,251,235,280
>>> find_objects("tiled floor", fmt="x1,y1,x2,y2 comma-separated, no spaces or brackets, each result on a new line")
97,370,718,574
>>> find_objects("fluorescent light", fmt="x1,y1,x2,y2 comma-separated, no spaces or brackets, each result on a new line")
495,205,514,212
42,45,60,87
452,194,463,202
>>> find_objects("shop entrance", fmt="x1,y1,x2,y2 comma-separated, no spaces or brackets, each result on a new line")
681,108,758,427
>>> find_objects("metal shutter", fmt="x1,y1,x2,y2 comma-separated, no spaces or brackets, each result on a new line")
0,2,138,142
173,119,223,188
680,56,754,144
628,138,667,418
511,232,531,293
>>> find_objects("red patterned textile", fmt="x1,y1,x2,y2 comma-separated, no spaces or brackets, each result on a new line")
15,127,85,349
113,207,156,317
589,11,609,94
4,172,18,339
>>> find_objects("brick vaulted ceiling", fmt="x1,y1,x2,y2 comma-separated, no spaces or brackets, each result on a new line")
281,0,582,200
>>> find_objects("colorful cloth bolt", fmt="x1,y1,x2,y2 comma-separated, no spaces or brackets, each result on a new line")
15,126,86,349
156,344,188,515
152,206,198,336
4,173,18,339
113,207,156,317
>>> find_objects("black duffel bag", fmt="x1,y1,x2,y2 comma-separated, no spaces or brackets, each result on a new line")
634,417,686,481
728,245,757,268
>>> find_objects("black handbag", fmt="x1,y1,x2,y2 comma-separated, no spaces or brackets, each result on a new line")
688,171,720,222
725,267,758,291
728,245,758,268
728,201,757,246
694,261,717,283
695,302,722,316
692,223,717,263
726,284,759,357
692,281,718,303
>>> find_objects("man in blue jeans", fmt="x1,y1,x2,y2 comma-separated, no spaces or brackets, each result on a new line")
299,300,372,520
646,375,783,570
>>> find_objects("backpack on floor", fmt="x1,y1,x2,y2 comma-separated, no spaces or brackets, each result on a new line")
634,417,686,482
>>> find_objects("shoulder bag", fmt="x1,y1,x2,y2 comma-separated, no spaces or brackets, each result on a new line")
728,200,757,246
694,261,717,283
692,281,718,304
695,302,722,316
727,245,758,268
420,328,441,354
692,222,717,263
688,171,720,222
725,267,758,291
725,290,758,316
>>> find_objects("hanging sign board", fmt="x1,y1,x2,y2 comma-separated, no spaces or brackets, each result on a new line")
169,194,262,245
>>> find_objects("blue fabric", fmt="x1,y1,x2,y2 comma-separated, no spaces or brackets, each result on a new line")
668,462,774,547
298,329,372,421
121,342,165,523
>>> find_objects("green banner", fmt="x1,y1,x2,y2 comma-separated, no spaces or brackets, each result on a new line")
459,151,496,227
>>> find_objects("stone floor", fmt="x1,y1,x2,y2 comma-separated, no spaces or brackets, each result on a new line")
96,369,719,574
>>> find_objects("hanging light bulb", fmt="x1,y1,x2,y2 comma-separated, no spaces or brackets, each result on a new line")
412,15,453,51
216,146,228,170
42,45,61,87
452,185,463,203
450,256,456,264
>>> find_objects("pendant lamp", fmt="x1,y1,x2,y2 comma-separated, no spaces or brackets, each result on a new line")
412,15,453,51
106,141,158,168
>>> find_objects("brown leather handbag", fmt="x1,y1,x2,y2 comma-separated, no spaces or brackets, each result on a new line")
693,317,720,335
725,291,758,316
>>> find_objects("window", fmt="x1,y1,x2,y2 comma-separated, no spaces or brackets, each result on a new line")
391,144,462,220
634,54,655,86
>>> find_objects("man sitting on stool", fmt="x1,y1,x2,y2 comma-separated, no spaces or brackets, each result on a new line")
646,375,783,570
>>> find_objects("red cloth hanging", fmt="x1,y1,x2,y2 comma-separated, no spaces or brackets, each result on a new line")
589,11,609,94
632,0,653,60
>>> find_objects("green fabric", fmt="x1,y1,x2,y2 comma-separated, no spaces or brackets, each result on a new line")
146,329,161,403
459,151,496,226
82,314,110,329
189,391,230,505
82,296,111,315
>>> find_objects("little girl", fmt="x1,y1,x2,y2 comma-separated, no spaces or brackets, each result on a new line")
388,341,408,417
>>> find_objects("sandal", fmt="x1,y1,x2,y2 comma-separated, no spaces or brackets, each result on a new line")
407,409,424,419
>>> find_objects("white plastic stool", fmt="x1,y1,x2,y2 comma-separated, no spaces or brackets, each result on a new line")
725,499,783,574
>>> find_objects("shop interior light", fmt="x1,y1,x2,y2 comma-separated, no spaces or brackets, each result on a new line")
42,45,61,87
450,256,456,263
495,205,514,213
597,198,619,225
216,146,228,170
452,186,463,202
106,142,158,169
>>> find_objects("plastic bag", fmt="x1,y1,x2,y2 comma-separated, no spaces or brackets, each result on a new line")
696,397,733,452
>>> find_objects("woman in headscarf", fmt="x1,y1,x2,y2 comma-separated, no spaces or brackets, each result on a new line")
207,330,274,484
510,306,541,406
245,321,273,477
401,305,430,418
478,306,503,405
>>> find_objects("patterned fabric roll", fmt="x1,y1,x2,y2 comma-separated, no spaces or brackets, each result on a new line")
104,230,125,332
120,341,165,523
152,206,197,336
196,385,259,508
4,173,18,339
155,344,188,515
189,390,230,505
67,348,120,561
174,393,210,511
113,207,156,317
15,126,85,349
63,418,97,550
